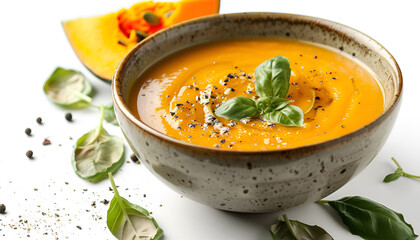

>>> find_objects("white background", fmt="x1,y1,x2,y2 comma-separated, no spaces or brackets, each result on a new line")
1,0,419,239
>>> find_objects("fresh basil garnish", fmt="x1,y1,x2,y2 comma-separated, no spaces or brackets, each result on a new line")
107,172,163,240
255,55,291,98
43,67,93,108
318,196,418,240
72,105,124,182
384,157,420,183
214,96,259,121
256,97,290,113
262,105,304,127
214,55,303,127
270,214,333,240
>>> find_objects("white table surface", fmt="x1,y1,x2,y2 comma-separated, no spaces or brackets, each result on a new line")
1,0,419,239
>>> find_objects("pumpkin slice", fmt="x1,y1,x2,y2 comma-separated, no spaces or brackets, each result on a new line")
62,0,220,82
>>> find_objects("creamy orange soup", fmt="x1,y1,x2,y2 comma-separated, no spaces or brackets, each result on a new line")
129,39,384,150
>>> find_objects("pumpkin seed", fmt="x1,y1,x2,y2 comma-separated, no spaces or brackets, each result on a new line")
142,12,161,26
135,30,148,42
118,39,127,46
165,10,174,18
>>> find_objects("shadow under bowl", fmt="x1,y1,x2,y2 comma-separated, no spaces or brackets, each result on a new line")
112,12,402,213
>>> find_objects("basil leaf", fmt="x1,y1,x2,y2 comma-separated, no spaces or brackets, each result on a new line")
270,214,333,240
72,106,124,182
383,168,403,183
104,104,119,126
256,97,289,113
254,55,291,98
107,173,163,240
214,96,259,121
43,67,93,108
262,105,303,127
325,196,418,240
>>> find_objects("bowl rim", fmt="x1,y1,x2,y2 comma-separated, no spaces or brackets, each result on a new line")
112,12,403,155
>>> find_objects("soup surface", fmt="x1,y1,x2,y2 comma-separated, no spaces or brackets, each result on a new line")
129,39,384,151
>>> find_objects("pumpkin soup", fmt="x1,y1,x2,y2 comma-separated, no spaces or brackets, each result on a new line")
128,39,384,150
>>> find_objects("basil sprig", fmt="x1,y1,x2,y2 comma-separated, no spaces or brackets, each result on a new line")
270,214,333,240
318,196,418,240
107,172,163,240
214,55,303,127
384,157,420,183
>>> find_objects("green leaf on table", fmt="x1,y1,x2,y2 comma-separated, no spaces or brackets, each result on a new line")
104,104,119,126
214,96,259,121
270,214,333,240
383,157,420,183
256,96,289,113
319,196,418,240
262,104,303,127
254,55,291,98
71,105,124,182
43,67,93,108
107,172,163,240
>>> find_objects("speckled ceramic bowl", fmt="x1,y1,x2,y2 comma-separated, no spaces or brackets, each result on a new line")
112,13,402,213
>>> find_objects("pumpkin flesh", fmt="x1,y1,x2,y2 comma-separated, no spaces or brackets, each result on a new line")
62,0,220,82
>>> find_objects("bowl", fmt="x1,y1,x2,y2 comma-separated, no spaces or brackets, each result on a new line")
112,13,402,213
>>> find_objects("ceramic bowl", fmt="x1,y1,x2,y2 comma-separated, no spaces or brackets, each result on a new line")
112,13,402,213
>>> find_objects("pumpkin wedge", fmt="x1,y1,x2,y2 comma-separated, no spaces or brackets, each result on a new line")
62,0,220,82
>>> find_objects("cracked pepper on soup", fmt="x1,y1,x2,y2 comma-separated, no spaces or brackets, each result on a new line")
128,38,384,151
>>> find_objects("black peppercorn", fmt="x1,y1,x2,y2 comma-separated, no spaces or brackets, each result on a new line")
65,112,73,122
130,153,140,164
0,204,6,214
26,150,33,159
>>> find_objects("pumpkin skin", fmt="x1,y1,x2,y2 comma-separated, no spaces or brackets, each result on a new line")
62,0,220,82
